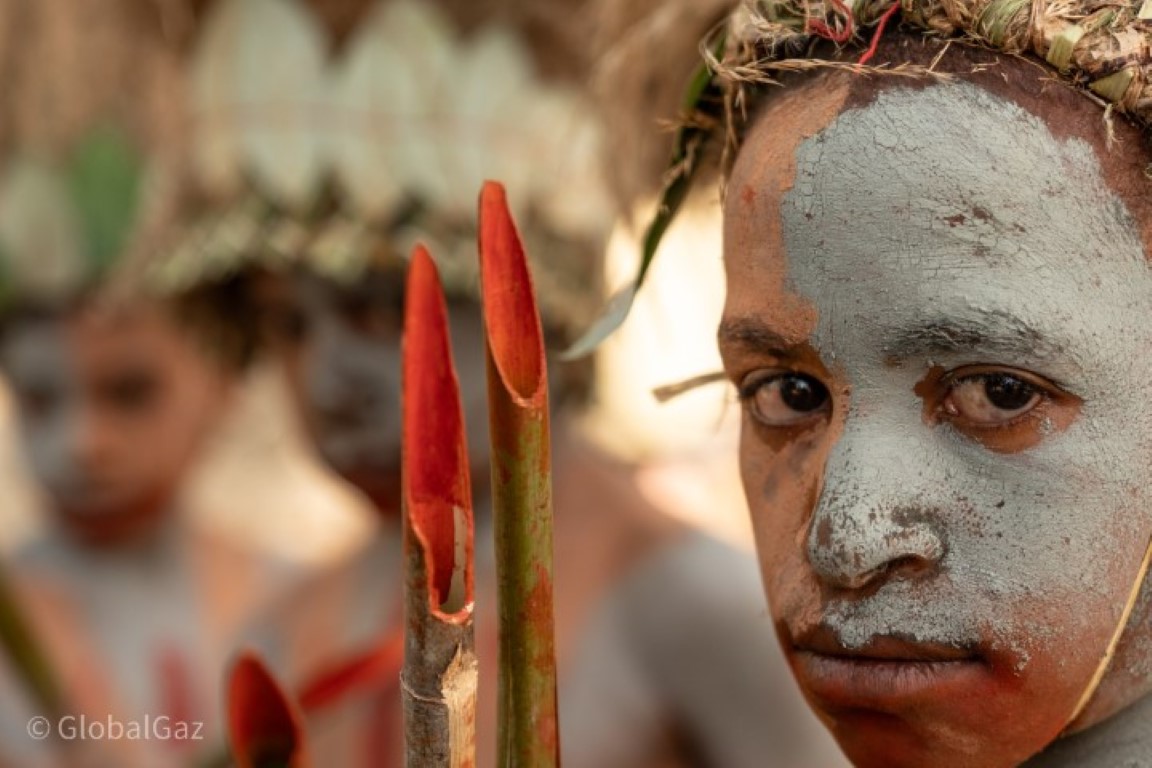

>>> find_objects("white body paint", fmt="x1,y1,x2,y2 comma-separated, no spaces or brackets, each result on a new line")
781,84,1152,668
1,321,92,508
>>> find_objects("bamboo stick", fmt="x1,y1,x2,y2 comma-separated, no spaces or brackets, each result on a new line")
401,244,478,768
478,181,561,767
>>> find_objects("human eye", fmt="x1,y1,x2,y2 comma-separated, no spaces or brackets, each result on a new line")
99,369,160,414
941,371,1042,426
738,370,832,427
922,365,1080,452
16,381,61,421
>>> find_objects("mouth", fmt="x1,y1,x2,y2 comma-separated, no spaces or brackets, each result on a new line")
791,625,991,711
51,483,127,514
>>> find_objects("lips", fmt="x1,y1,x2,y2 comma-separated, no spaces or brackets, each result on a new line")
798,625,976,662
790,625,992,712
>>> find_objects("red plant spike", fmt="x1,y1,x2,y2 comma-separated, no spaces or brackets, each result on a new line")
400,244,478,767
227,651,310,768
296,624,405,712
478,180,560,766
403,245,475,616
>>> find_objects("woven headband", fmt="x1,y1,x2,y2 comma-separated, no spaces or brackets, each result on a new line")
727,0,1152,101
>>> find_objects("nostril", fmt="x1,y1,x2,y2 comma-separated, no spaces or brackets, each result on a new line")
839,553,937,591
808,508,946,591
883,552,938,580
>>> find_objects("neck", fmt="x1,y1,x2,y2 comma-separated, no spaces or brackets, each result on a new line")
1026,693,1152,766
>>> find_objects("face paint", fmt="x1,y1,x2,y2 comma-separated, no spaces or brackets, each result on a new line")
0,304,230,546
266,271,491,516
722,79,1152,767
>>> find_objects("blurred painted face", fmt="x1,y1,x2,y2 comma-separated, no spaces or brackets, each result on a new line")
0,302,231,546
720,77,1152,767
257,269,489,516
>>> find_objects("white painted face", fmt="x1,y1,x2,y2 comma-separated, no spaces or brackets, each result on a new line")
721,78,1152,767
259,270,491,515
0,304,231,546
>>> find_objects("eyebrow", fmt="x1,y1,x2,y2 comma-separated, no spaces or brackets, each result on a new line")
717,317,806,355
883,311,1051,363
721,311,1069,371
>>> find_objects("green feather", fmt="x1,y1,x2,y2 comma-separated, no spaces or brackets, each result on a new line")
562,31,727,359
65,127,144,275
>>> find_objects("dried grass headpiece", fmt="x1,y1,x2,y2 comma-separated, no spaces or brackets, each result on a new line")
721,0,1152,119
567,0,1152,356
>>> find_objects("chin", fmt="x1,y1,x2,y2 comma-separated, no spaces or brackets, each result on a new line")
783,626,1073,768
830,711,943,768
826,709,1005,768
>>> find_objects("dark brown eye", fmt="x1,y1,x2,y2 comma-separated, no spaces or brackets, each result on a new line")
741,372,831,426
18,383,61,420
99,370,160,413
943,373,1041,425
260,306,310,347
982,374,1036,410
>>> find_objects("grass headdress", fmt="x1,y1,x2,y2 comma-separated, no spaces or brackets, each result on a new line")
145,0,607,343
568,0,1152,354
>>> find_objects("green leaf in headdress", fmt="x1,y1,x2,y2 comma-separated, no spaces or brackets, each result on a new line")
562,31,727,360
64,126,145,276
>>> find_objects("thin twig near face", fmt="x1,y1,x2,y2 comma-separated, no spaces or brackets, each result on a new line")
479,181,561,767
401,245,478,768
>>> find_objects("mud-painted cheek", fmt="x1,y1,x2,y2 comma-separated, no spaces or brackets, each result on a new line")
742,404,840,615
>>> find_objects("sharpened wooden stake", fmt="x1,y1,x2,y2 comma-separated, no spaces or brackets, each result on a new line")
401,245,478,768
479,181,561,767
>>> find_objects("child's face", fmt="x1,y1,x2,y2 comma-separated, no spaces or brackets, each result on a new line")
257,270,490,516
0,303,230,546
720,77,1152,767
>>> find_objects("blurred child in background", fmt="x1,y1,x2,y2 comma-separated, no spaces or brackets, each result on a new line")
0,4,363,764
173,1,846,764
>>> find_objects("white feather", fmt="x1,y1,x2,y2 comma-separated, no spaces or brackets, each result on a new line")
443,25,536,219
352,0,457,213
241,0,329,209
531,95,613,238
194,0,329,209
0,159,87,301
328,0,443,219
191,0,248,198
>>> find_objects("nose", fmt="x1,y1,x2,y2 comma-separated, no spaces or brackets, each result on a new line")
806,419,946,591
60,406,114,481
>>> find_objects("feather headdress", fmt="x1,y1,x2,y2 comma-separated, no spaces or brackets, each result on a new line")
150,0,609,336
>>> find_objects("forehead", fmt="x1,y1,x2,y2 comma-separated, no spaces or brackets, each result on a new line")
1,305,186,381
723,81,1152,366
0,316,71,384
